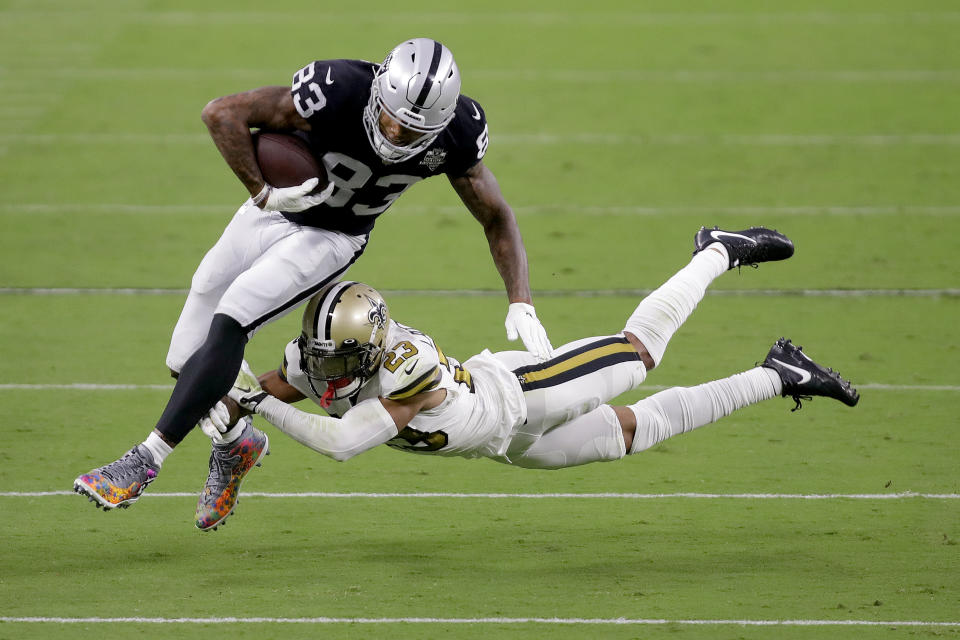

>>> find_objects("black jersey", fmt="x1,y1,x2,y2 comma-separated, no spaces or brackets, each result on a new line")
282,59,489,235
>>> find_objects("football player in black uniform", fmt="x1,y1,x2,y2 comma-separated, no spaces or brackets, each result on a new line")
74,38,553,515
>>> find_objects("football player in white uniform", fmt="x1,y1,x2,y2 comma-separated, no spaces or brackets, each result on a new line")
190,227,858,529
74,38,552,513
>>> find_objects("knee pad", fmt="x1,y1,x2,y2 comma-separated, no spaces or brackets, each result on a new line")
627,397,672,455
511,405,626,469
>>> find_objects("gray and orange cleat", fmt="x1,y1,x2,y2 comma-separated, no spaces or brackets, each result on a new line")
694,226,795,270
195,418,269,531
74,445,160,509
762,337,860,411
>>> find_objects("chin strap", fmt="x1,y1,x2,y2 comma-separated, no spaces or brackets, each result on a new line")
319,377,355,409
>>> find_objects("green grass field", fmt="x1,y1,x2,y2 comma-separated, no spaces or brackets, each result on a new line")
1,1,958,638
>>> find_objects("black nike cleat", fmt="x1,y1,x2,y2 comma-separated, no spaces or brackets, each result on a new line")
693,226,795,270
762,337,860,411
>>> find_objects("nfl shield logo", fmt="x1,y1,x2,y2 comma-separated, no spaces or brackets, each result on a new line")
420,148,447,171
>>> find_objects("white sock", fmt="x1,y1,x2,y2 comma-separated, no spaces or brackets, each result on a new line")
623,247,728,367
219,416,251,445
142,431,174,467
628,366,782,454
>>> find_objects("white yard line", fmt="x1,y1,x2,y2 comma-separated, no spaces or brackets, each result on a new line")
4,203,226,214
510,204,960,216
0,287,190,295
5,132,960,146
475,69,960,84
4,491,957,499
12,68,960,83
5,203,960,216
500,133,960,146
2,287,959,298
8,9,960,23
0,615,958,627
0,383,176,390
0,383,956,392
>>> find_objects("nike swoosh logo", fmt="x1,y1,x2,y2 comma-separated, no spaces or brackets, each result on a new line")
403,360,419,375
770,358,812,384
710,230,757,244
325,67,334,84
471,104,481,120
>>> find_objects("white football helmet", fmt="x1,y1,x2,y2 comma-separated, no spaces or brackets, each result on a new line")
363,38,461,163
298,281,390,400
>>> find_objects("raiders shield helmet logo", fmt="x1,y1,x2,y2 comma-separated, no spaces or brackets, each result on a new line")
419,148,447,171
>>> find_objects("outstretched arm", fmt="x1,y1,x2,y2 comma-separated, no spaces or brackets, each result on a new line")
253,396,398,461
449,161,531,304
230,365,442,461
199,366,306,442
449,162,553,359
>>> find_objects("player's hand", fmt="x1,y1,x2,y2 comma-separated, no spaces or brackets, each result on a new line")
227,361,270,413
199,401,248,445
199,400,231,439
505,302,553,361
259,178,335,213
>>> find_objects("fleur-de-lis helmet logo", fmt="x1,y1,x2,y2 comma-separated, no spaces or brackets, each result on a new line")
366,295,388,328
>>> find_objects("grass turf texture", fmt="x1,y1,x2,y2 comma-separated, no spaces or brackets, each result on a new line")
1,0,958,637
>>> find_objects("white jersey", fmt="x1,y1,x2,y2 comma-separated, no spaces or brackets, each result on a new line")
281,320,527,459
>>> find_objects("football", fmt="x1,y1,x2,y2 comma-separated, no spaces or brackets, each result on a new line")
252,131,328,190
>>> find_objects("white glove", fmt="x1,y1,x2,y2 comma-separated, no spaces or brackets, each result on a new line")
199,403,248,445
505,302,553,361
227,360,270,413
199,400,232,441
256,178,335,213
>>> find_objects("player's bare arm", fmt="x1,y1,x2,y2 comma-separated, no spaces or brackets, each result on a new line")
449,161,532,305
452,162,553,358
201,86,311,198
258,368,307,403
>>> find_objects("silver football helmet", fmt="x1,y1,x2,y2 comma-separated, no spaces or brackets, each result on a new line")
363,38,461,163
298,281,390,399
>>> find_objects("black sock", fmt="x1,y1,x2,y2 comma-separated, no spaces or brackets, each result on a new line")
154,314,248,444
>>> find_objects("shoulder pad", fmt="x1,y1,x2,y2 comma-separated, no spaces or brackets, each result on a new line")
460,96,486,126
290,59,371,120
281,338,315,398
442,95,489,174
281,339,300,379
384,354,443,401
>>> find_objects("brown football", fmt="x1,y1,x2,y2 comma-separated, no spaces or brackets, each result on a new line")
252,131,328,189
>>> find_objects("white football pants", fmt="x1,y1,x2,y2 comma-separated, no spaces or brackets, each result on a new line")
492,334,647,468
489,246,732,469
165,201,368,372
